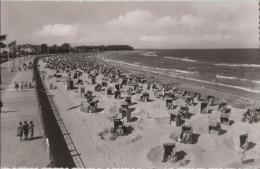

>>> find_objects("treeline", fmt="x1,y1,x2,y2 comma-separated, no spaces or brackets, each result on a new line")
73,45,134,53
40,43,71,54
0,42,134,56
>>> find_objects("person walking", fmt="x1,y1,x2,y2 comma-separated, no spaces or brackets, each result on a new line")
17,122,23,142
0,99,3,109
20,82,23,91
14,82,19,92
23,121,29,141
28,121,34,140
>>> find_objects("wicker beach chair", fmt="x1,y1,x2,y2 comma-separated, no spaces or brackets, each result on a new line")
185,96,194,106
66,78,74,90
107,87,113,95
87,100,98,113
166,98,173,109
125,96,131,105
242,108,260,123
91,76,96,85
220,113,230,125
115,84,120,91
218,101,227,113
182,91,189,99
113,118,126,136
121,78,128,87
162,143,177,163
140,92,149,102
200,102,209,114
179,105,189,119
95,84,102,92
102,81,108,87
208,119,221,135
115,91,121,99
206,95,215,106
240,134,249,151
180,125,193,144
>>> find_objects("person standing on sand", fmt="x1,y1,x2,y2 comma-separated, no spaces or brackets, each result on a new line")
23,121,29,140
17,122,23,142
28,121,34,140
238,146,246,163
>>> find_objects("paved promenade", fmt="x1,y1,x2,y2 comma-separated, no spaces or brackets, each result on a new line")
1,59,49,167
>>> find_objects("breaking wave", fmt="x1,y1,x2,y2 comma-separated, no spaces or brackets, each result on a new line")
215,63,260,68
216,75,260,84
105,58,194,74
164,56,198,63
140,52,158,57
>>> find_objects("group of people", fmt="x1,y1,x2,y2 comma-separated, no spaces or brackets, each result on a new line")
17,121,34,141
14,81,33,91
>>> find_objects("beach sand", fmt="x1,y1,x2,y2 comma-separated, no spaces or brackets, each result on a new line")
38,53,260,168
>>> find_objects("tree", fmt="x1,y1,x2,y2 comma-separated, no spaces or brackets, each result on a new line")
41,44,48,54
50,44,58,54
60,43,71,53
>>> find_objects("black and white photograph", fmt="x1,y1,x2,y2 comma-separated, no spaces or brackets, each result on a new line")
0,0,260,168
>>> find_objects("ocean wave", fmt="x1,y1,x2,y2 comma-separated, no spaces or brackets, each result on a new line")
105,58,194,74
216,75,240,80
216,75,260,84
140,52,158,57
215,63,260,68
164,56,198,62
182,77,259,93
104,58,259,93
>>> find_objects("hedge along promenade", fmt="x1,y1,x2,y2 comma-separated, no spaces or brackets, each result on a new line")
33,57,76,168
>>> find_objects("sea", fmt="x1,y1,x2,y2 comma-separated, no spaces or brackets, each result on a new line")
100,49,260,93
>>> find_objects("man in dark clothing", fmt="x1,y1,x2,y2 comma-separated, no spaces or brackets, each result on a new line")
23,121,29,140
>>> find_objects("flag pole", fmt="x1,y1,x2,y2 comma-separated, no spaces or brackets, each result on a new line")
6,37,10,72
7,49,10,72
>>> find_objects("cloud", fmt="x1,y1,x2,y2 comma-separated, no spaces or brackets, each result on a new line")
180,15,205,28
197,34,233,42
139,35,168,42
107,9,154,29
26,3,257,49
35,24,78,37
107,9,178,31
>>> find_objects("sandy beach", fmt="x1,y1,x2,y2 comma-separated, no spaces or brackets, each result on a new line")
37,52,260,168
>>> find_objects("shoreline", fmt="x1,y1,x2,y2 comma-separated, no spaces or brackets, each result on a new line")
95,51,260,93
95,53,260,106
93,54,260,107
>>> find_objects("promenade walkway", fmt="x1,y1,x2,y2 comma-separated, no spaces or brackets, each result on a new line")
0,59,49,167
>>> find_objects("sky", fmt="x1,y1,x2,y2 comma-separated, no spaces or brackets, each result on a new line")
1,1,259,49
